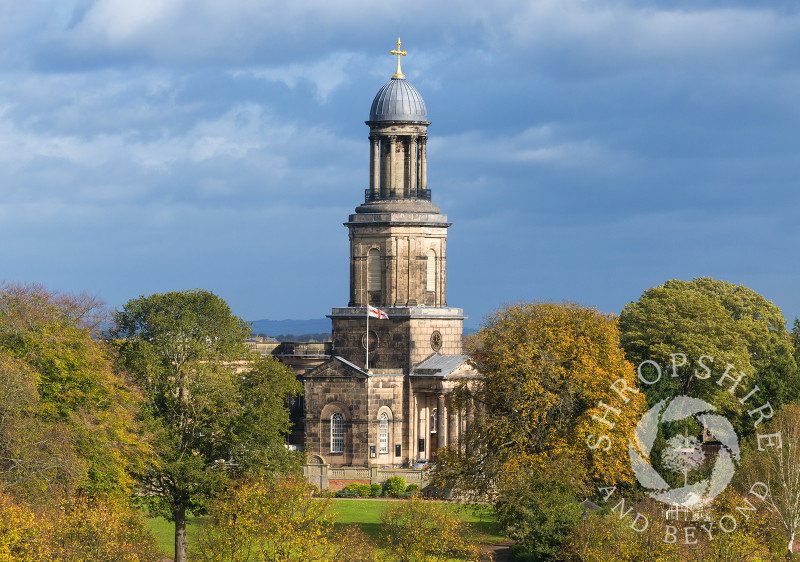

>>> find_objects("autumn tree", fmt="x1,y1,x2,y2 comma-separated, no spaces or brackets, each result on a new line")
192,474,336,562
737,403,800,555
380,496,487,562
112,289,302,562
433,302,645,498
618,278,800,437
0,283,146,501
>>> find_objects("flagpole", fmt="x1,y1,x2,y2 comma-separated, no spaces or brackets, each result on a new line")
365,270,369,372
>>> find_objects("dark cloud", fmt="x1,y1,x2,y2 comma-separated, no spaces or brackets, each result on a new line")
1,0,799,324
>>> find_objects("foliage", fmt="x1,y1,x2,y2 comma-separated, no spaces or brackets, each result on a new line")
380,496,488,561
405,483,420,496
112,289,303,562
40,495,163,561
565,490,779,562
0,489,38,560
383,476,407,498
619,278,800,437
0,283,147,501
191,474,334,561
738,402,800,554
344,483,374,497
494,458,583,561
370,483,383,497
325,525,379,562
433,302,646,503
0,489,160,562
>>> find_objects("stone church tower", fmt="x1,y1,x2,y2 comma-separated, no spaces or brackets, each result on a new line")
302,41,475,469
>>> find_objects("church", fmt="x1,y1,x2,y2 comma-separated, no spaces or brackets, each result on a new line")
299,41,478,470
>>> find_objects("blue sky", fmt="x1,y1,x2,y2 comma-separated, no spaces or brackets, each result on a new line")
2,1,799,328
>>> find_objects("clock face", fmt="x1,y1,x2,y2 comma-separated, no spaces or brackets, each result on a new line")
430,330,442,352
362,330,378,351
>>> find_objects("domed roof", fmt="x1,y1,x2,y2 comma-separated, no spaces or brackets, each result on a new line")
369,77,428,122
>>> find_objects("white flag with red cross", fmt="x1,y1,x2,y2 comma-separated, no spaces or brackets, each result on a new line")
368,305,389,320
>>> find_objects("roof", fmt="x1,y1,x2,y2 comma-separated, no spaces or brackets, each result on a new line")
369,77,427,122
413,354,469,377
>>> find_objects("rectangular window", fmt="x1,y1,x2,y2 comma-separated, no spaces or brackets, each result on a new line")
379,414,389,454
331,414,344,453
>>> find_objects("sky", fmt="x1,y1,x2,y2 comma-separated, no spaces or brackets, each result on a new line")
2,0,799,328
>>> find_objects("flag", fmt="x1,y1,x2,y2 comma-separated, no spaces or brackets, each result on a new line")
368,305,389,320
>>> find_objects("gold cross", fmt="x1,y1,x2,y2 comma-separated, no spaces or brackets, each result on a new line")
390,37,407,78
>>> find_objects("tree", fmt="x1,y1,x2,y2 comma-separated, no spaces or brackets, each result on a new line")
618,278,800,437
0,283,146,501
192,474,335,562
738,403,800,555
112,289,302,562
493,458,583,561
433,302,646,501
380,495,487,562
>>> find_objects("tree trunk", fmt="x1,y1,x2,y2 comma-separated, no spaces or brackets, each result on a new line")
788,530,794,555
174,502,188,562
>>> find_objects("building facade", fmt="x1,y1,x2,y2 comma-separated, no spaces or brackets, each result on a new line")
301,44,477,468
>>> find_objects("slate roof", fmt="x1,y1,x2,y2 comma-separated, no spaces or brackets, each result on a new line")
413,354,469,377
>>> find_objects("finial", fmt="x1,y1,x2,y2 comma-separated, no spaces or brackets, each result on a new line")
390,37,407,79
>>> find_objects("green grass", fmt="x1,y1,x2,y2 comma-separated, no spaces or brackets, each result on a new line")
143,514,203,557
330,499,504,545
144,499,505,558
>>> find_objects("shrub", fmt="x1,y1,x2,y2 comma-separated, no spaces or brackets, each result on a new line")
370,483,382,497
191,474,334,562
326,524,379,561
381,496,487,561
405,484,420,496
343,483,373,497
383,477,406,498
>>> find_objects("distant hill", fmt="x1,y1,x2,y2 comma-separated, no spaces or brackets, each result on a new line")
248,318,331,337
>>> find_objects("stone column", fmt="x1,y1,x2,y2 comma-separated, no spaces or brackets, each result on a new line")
388,136,397,197
409,136,418,197
369,135,379,200
419,137,427,193
447,398,458,447
437,395,446,449
411,393,417,461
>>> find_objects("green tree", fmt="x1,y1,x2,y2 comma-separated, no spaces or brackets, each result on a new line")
618,278,800,437
112,290,302,562
0,283,146,501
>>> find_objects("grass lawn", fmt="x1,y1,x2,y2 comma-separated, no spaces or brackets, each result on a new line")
143,514,203,557
330,499,504,545
144,499,505,558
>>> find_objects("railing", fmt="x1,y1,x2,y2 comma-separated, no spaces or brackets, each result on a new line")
364,189,431,203
305,465,429,488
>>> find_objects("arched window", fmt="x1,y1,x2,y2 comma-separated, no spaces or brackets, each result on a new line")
430,408,438,434
379,413,389,454
331,413,344,453
426,249,436,292
368,249,381,292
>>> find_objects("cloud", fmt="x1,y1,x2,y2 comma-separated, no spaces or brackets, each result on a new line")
232,53,363,103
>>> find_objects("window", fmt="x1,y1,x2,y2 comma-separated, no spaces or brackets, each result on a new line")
331,413,344,453
430,408,438,434
379,413,389,454
426,249,436,291
368,249,381,292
